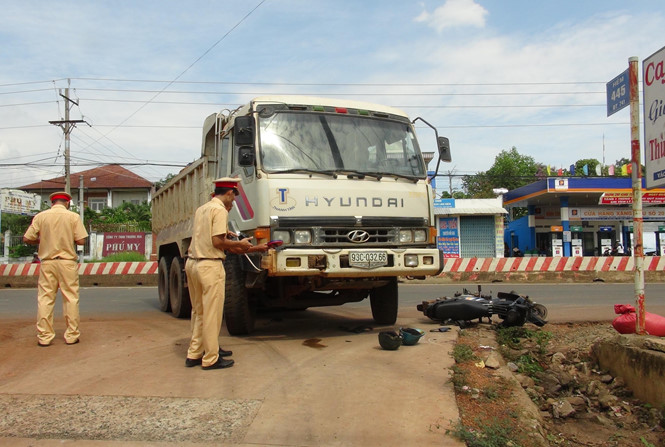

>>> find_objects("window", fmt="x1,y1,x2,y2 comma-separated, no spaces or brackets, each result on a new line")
89,198,106,212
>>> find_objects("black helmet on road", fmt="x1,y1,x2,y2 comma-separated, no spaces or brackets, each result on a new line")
378,330,402,350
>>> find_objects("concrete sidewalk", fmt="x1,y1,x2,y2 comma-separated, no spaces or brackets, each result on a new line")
0,305,464,446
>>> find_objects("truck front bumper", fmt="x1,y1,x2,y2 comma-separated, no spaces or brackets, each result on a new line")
261,247,444,278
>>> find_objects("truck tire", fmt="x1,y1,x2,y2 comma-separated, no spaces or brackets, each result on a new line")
169,257,191,318
369,277,398,325
158,257,172,312
223,254,255,335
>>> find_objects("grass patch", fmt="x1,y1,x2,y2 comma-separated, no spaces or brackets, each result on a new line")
482,384,499,401
452,343,477,363
516,354,544,377
495,326,552,354
448,417,524,447
450,365,468,389
87,252,147,263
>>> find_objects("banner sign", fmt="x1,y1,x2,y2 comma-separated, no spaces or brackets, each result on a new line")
0,189,40,215
569,207,665,221
643,45,665,188
599,191,665,205
437,216,460,258
607,68,630,116
102,233,146,257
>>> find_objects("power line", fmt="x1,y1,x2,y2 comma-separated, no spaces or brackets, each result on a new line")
92,0,266,143
68,77,609,87
73,87,607,96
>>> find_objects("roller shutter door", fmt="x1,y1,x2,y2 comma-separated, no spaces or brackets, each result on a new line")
459,216,495,258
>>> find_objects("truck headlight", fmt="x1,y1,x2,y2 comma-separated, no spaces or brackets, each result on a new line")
294,230,312,244
399,230,413,243
273,230,291,244
414,229,427,242
404,254,419,267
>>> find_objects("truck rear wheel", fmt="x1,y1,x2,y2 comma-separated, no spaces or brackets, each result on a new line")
158,257,172,312
169,257,191,318
223,254,255,335
370,277,398,325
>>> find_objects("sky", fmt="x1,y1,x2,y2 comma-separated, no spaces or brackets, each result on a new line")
1,0,664,193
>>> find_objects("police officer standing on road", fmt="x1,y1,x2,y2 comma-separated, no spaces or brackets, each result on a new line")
23,191,88,347
185,178,268,370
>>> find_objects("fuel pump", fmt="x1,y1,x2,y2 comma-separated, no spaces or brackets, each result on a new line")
598,226,613,256
551,225,563,257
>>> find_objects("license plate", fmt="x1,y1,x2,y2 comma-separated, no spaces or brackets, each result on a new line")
349,251,388,269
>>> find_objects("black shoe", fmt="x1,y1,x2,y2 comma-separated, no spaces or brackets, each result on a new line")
185,357,202,367
202,357,234,370
185,347,231,367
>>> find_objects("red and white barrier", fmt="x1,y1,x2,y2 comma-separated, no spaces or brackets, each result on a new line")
441,256,665,274
0,257,663,278
0,261,158,277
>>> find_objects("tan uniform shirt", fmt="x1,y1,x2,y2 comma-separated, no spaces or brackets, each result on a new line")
24,204,88,261
188,197,228,260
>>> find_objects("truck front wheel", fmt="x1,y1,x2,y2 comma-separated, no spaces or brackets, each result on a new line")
223,254,255,335
369,277,398,325
169,257,191,318
158,257,172,312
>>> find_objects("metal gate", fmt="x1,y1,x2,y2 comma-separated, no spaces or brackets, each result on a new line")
459,216,496,258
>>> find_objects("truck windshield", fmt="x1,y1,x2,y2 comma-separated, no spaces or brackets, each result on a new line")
258,111,425,177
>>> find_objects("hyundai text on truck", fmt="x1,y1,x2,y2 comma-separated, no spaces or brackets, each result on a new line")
152,95,451,335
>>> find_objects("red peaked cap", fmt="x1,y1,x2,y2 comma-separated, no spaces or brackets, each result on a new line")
214,177,240,189
49,191,72,202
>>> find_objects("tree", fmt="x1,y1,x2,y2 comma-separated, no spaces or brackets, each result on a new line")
84,202,152,232
572,158,601,176
462,147,542,198
613,157,645,176
154,173,176,190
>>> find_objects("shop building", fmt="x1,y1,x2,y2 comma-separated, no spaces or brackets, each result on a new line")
503,177,665,257
434,197,507,258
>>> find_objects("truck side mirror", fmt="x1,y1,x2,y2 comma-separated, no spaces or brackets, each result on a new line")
238,146,255,166
234,116,255,146
437,136,451,162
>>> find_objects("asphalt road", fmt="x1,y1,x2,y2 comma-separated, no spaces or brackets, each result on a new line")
1,282,664,322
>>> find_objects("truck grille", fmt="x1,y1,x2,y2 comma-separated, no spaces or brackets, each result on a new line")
321,228,393,244
272,216,428,248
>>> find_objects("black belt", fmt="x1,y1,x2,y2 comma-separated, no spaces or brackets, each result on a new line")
44,257,74,261
189,258,224,261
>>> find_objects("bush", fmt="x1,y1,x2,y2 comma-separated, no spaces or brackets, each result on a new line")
9,244,35,258
87,252,147,263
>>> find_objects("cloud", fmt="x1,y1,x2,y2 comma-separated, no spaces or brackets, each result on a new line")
415,0,488,32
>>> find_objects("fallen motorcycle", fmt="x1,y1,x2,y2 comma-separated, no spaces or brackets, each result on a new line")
416,286,548,328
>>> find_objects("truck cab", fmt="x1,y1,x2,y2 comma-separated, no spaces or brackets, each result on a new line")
153,95,451,335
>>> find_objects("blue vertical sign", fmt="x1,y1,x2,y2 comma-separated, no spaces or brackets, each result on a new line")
437,216,460,258
606,69,629,117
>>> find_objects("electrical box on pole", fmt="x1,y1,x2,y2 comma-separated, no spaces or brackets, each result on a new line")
48,81,87,194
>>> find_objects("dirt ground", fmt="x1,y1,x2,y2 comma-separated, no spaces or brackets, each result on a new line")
0,307,464,447
450,321,664,447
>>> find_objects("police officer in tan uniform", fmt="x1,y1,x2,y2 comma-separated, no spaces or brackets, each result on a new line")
185,178,267,370
23,191,88,347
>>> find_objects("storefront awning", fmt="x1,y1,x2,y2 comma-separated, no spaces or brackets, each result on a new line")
434,198,507,216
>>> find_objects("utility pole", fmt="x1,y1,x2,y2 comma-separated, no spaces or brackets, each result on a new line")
49,79,86,194
445,167,457,196
79,175,85,222
628,56,646,335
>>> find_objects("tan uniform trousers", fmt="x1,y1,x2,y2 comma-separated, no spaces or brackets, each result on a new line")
185,259,226,367
37,260,81,345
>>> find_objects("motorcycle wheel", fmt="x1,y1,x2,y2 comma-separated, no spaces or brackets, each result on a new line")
532,303,548,320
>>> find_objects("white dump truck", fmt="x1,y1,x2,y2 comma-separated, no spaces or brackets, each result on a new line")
152,96,451,335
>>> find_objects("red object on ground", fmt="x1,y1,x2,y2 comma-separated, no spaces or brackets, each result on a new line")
612,304,665,337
